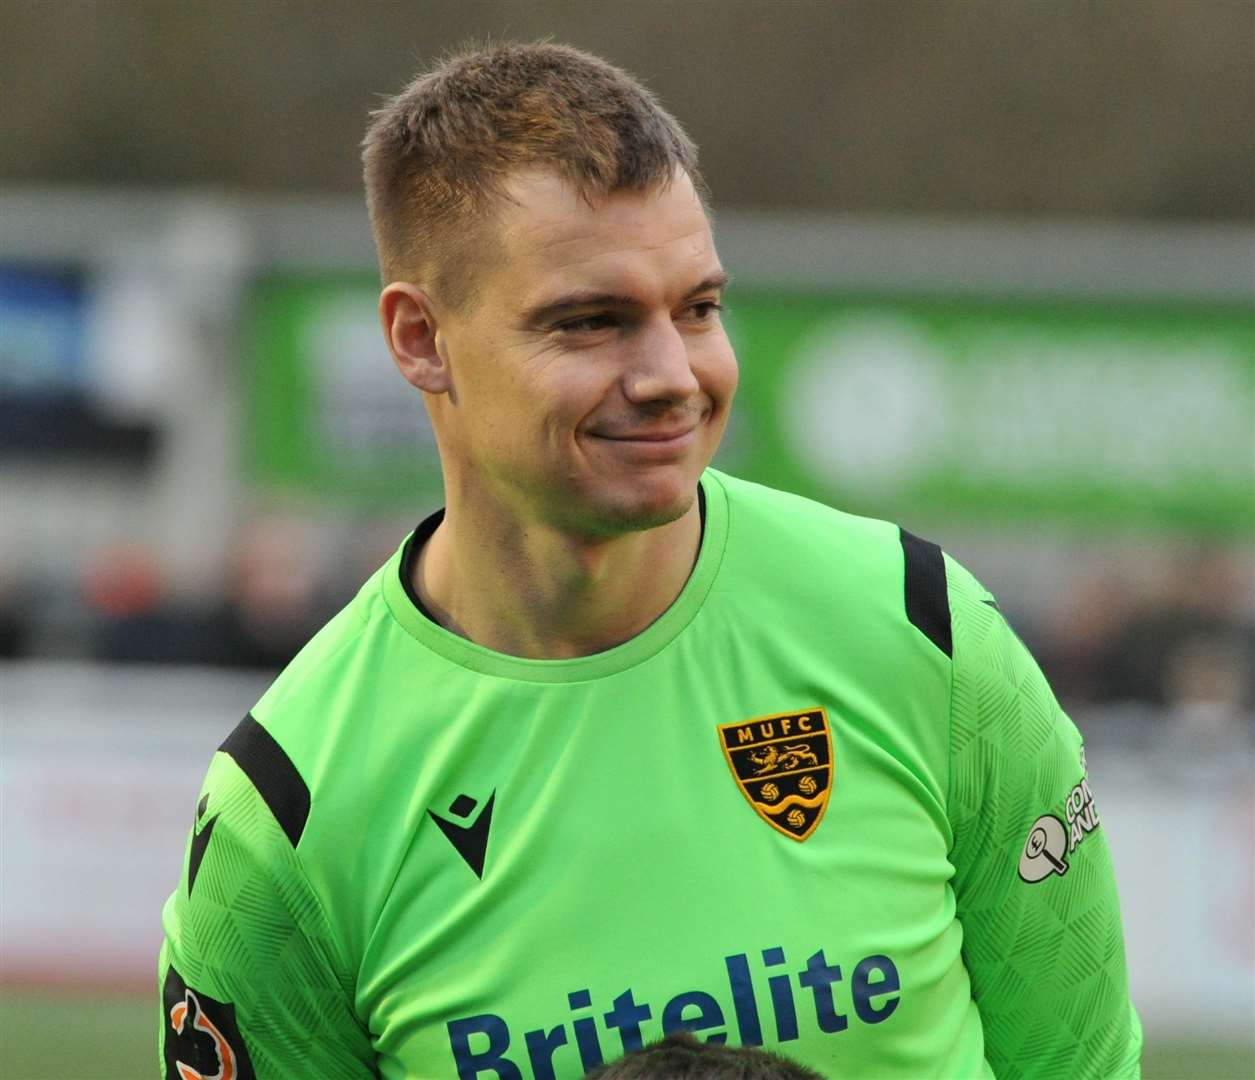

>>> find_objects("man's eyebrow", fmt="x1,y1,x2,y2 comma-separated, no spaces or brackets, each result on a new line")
521,270,731,326
686,270,731,298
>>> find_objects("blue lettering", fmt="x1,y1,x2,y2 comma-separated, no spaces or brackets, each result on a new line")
661,991,727,1043
762,946,799,1042
724,953,763,1045
447,1014,522,1080
852,954,900,1024
798,949,848,1034
523,1024,568,1080
567,989,604,1070
448,946,902,1075
603,988,653,1054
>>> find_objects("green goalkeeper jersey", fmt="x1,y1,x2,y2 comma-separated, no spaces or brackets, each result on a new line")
159,470,1141,1079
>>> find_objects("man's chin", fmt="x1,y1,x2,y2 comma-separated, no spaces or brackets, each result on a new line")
569,479,698,538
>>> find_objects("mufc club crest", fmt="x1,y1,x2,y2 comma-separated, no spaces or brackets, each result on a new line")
718,708,833,841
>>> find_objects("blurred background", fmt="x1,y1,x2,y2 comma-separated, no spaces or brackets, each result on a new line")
1,2,1252,1077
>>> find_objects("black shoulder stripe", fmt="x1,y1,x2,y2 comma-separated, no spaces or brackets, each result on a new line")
900,528,952,659
219,713,310,848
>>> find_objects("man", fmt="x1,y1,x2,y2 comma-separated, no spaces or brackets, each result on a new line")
159,43,1142,1079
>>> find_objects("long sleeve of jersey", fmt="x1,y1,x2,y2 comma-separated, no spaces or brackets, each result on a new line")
945,557,1143,1079
158,728,376,1079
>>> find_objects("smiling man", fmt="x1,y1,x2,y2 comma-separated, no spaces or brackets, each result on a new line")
159,43,1141,1080
381,165,736,658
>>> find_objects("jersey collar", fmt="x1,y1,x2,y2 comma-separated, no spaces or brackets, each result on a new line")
380,470,729,683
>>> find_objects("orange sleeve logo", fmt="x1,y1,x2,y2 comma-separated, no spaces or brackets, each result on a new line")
162,967,255,1080
169,990,238,1080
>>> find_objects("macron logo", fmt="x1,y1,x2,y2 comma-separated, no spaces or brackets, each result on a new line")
430,791,496,878
187,793,219,897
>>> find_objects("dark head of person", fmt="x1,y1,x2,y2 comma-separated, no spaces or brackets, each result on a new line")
582,1032,826,1079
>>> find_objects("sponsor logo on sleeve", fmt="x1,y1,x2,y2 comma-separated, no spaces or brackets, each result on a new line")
1019,746,1102,884
1019,813,1070,881
162,966,256,1080
718,708,833,841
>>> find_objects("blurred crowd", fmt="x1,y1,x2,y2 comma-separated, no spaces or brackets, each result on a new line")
1027,545,1254,740
0,513,404,672
2,514,1250,742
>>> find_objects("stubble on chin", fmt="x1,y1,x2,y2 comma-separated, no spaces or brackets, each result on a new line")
558,479,698,539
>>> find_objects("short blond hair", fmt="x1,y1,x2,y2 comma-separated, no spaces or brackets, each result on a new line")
361,42,705,307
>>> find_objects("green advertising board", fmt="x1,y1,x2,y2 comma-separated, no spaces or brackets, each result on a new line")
244,275,1254,532
720,291,1254,533
245,274,445,506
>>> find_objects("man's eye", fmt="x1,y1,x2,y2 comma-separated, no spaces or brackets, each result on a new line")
687,301,725,320
557,314,617,333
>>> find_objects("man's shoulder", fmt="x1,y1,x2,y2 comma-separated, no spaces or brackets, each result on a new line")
235,547,446,813
709,470,976,656
712,468,895,537
709,469,903,574
193,546,458,901
253,566,385,727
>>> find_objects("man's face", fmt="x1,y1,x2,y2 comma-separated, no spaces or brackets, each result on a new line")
431,169,737,536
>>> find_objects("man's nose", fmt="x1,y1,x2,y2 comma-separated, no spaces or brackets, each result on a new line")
622,317,701,405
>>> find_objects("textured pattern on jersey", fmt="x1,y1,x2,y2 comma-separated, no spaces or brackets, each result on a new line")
946,557,1142,1079
159,753,376,1079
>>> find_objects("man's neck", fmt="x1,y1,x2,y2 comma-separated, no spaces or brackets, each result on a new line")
411,494,703,660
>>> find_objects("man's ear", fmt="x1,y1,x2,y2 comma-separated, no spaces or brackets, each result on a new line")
379,282,452,394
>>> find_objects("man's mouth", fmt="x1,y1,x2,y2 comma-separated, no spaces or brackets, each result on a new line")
585,422,700,458
594,424,698,443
